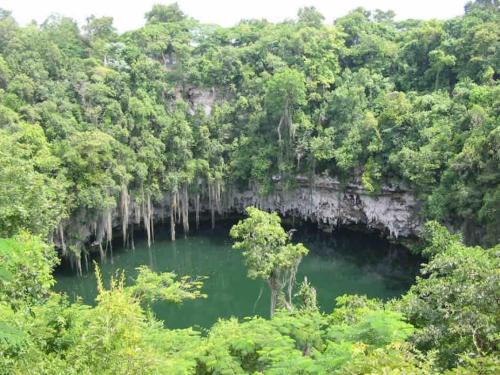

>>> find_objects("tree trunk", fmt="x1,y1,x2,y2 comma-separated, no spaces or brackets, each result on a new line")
277,115,284,143
268,276,280,318
435,69,441,91
287,272,294,308
269,283,278,318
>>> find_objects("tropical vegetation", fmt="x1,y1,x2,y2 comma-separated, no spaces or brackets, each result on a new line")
0,1,498,373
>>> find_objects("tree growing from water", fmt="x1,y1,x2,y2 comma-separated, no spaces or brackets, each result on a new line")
230,207,308,316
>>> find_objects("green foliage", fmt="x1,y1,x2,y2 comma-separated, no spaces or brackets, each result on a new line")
126,265,207,304
0,126,66,237
59,130,132,210
0,0,498,245
265,68,306,120
0,221,499,373
445,354,500,375
0,232,58,309
328,295,414,346
400,222,499,368
230,207,308,314
0,2,498,373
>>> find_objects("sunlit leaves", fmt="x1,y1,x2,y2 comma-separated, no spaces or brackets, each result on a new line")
0,233,58,309
401,223,500,367
127,265,207,304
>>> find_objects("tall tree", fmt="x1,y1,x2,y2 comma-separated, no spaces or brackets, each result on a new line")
230,207,308,315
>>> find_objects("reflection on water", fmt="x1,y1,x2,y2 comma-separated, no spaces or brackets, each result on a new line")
54,221,421,329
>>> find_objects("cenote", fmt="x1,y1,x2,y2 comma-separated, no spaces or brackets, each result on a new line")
54,221,421,329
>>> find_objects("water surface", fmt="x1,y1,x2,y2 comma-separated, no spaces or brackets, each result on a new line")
54,222,420,329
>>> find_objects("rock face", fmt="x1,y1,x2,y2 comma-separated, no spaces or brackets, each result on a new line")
187,87,218,115
119,176,422,239
228,176,422,238
56,176,422,259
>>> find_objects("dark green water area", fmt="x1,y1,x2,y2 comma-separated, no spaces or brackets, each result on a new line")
54,221,421,329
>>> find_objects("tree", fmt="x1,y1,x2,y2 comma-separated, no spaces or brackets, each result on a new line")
297,6,325,28
145,3,186,24
0,235,205,375
464,0,499,13
427,49,456,90
0,233,58,309
0,126,66,238
58,130,131,211
265,67,306,144
84,15,116,41
265,68,306,175
230,207,308,316
400,222,499,368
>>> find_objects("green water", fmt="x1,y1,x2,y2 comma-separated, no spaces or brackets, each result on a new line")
54,222,420,329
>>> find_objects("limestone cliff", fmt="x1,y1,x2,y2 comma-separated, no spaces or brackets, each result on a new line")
227,176,422,238
56,175,422,271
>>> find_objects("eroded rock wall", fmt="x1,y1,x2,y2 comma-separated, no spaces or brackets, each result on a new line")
228,176,422,238
56,175,422,258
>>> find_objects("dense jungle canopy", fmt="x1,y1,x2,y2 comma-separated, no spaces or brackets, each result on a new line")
0,1,499,373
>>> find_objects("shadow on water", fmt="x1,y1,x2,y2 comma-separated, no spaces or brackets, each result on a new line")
53,220,422,329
